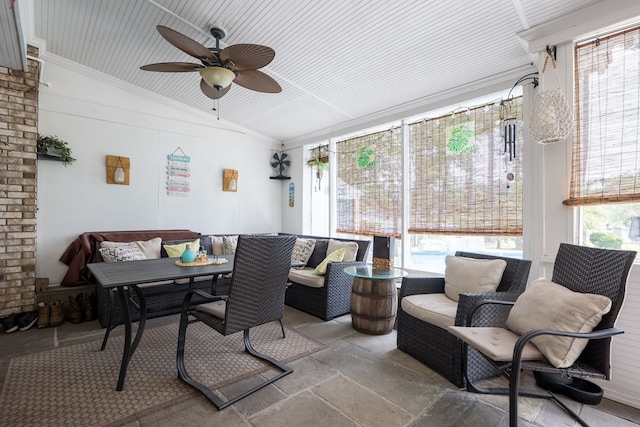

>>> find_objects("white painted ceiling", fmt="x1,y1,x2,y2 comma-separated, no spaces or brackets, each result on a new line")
15,1,605,143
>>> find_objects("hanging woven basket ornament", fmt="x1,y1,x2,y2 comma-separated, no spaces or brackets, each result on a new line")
529,51,573,144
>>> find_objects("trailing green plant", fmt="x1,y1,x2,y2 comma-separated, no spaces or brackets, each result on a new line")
589,231,622,249
37,134,76,166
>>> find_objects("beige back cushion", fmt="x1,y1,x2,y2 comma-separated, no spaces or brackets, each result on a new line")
506,278,612,368
327,239,359,262
100,237,162,259
443,256,507,302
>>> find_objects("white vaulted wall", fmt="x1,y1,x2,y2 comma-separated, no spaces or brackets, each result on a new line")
36,53,284,285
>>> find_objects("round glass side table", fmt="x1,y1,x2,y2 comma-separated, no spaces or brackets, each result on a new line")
344,265,407,335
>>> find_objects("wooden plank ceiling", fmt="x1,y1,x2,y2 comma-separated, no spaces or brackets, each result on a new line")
26,0,599,143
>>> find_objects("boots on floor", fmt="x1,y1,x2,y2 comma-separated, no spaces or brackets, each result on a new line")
37,302,50,328
83,292,95,322
49,299,64,327
68,294,83,324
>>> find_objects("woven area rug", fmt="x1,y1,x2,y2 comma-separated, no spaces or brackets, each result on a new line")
0,321,325,427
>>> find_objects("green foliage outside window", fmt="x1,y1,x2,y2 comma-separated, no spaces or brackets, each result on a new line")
589,231,623,249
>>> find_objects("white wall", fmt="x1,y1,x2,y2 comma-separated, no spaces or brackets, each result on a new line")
36,54,284,284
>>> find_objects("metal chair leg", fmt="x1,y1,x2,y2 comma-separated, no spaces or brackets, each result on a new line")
278,319,286,338
177,317,293,410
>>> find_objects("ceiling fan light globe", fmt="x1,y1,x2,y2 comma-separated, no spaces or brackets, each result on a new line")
199,67,235,90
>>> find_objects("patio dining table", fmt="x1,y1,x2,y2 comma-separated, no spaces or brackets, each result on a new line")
87,255,236,391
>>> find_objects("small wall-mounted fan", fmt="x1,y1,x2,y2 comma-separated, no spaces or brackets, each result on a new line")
270,152,291,180
140,25,281,100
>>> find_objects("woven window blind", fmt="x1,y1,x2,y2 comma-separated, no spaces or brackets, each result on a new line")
409,98,523,235
336,128,402,236
566,26,640,206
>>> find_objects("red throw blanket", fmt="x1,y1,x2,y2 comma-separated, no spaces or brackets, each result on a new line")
58,229,200,286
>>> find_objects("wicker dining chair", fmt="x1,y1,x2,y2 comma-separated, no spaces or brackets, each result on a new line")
176,235,296,410
450,243,636,427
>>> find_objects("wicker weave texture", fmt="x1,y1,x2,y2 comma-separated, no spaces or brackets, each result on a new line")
548,243,636,380
285,260,364,320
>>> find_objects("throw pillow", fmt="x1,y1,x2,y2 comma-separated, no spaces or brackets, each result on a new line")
99,244,147,262
327,239,359,262
291,238,316,268
100,237,162,259
163,238,201,258
222,235,239,255
210,236,224,256
313,248,346,275
443,256,507,302
506,278,612,368
306,240,329,268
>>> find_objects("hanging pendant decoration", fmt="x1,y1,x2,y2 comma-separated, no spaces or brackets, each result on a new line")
529,46,574,144
306,144,329,191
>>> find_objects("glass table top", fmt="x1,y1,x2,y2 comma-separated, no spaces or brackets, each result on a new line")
343,265,408,280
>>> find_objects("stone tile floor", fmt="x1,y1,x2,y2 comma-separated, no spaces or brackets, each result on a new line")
2,306,640,426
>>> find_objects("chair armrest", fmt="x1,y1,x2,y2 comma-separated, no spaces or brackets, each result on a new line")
181,289,227,311
398,276,445,299
323,261,365,287
457,292,519,327
513,327,624,367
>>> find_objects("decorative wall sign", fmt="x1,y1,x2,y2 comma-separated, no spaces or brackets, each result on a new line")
223,169,238,192
167,147,190,197
106,155,130,185
288,182,295,207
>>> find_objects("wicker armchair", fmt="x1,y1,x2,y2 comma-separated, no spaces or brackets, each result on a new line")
284,235,370,320
450,243,636,426
396,251,532,388
176,235,296,409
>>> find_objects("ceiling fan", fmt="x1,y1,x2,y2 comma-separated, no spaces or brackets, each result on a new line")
140,25,281,100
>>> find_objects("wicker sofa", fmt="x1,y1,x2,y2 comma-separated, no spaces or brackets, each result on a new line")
282,233,370,320
59,230,370,327
91,231,236,328
396,251,531,388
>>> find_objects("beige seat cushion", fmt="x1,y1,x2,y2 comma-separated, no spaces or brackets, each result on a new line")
196,300,226,319
505,278,612,368
449,326,545,362
327,239,359,262
401,293,459,329
288,267,325,288
444,256,507,302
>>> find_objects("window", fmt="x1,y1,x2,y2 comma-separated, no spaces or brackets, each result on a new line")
572,26,640,252
336,128,402,237
409,98,523,236
326,96,524,272
407,98,523,271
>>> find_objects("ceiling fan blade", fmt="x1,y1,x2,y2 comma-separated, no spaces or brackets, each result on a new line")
156,25,217,62
234,70,281,93
220,44,275,71
140,62,202,72
200,79,231,99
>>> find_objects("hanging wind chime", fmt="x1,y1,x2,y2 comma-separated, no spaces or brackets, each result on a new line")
500,100,517,189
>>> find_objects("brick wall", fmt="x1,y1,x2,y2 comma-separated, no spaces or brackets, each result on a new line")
0,46,39,317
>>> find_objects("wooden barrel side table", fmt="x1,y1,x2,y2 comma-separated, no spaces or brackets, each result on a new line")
344,266,407,335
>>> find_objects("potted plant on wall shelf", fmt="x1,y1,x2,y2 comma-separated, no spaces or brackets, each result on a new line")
37,134,76,166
